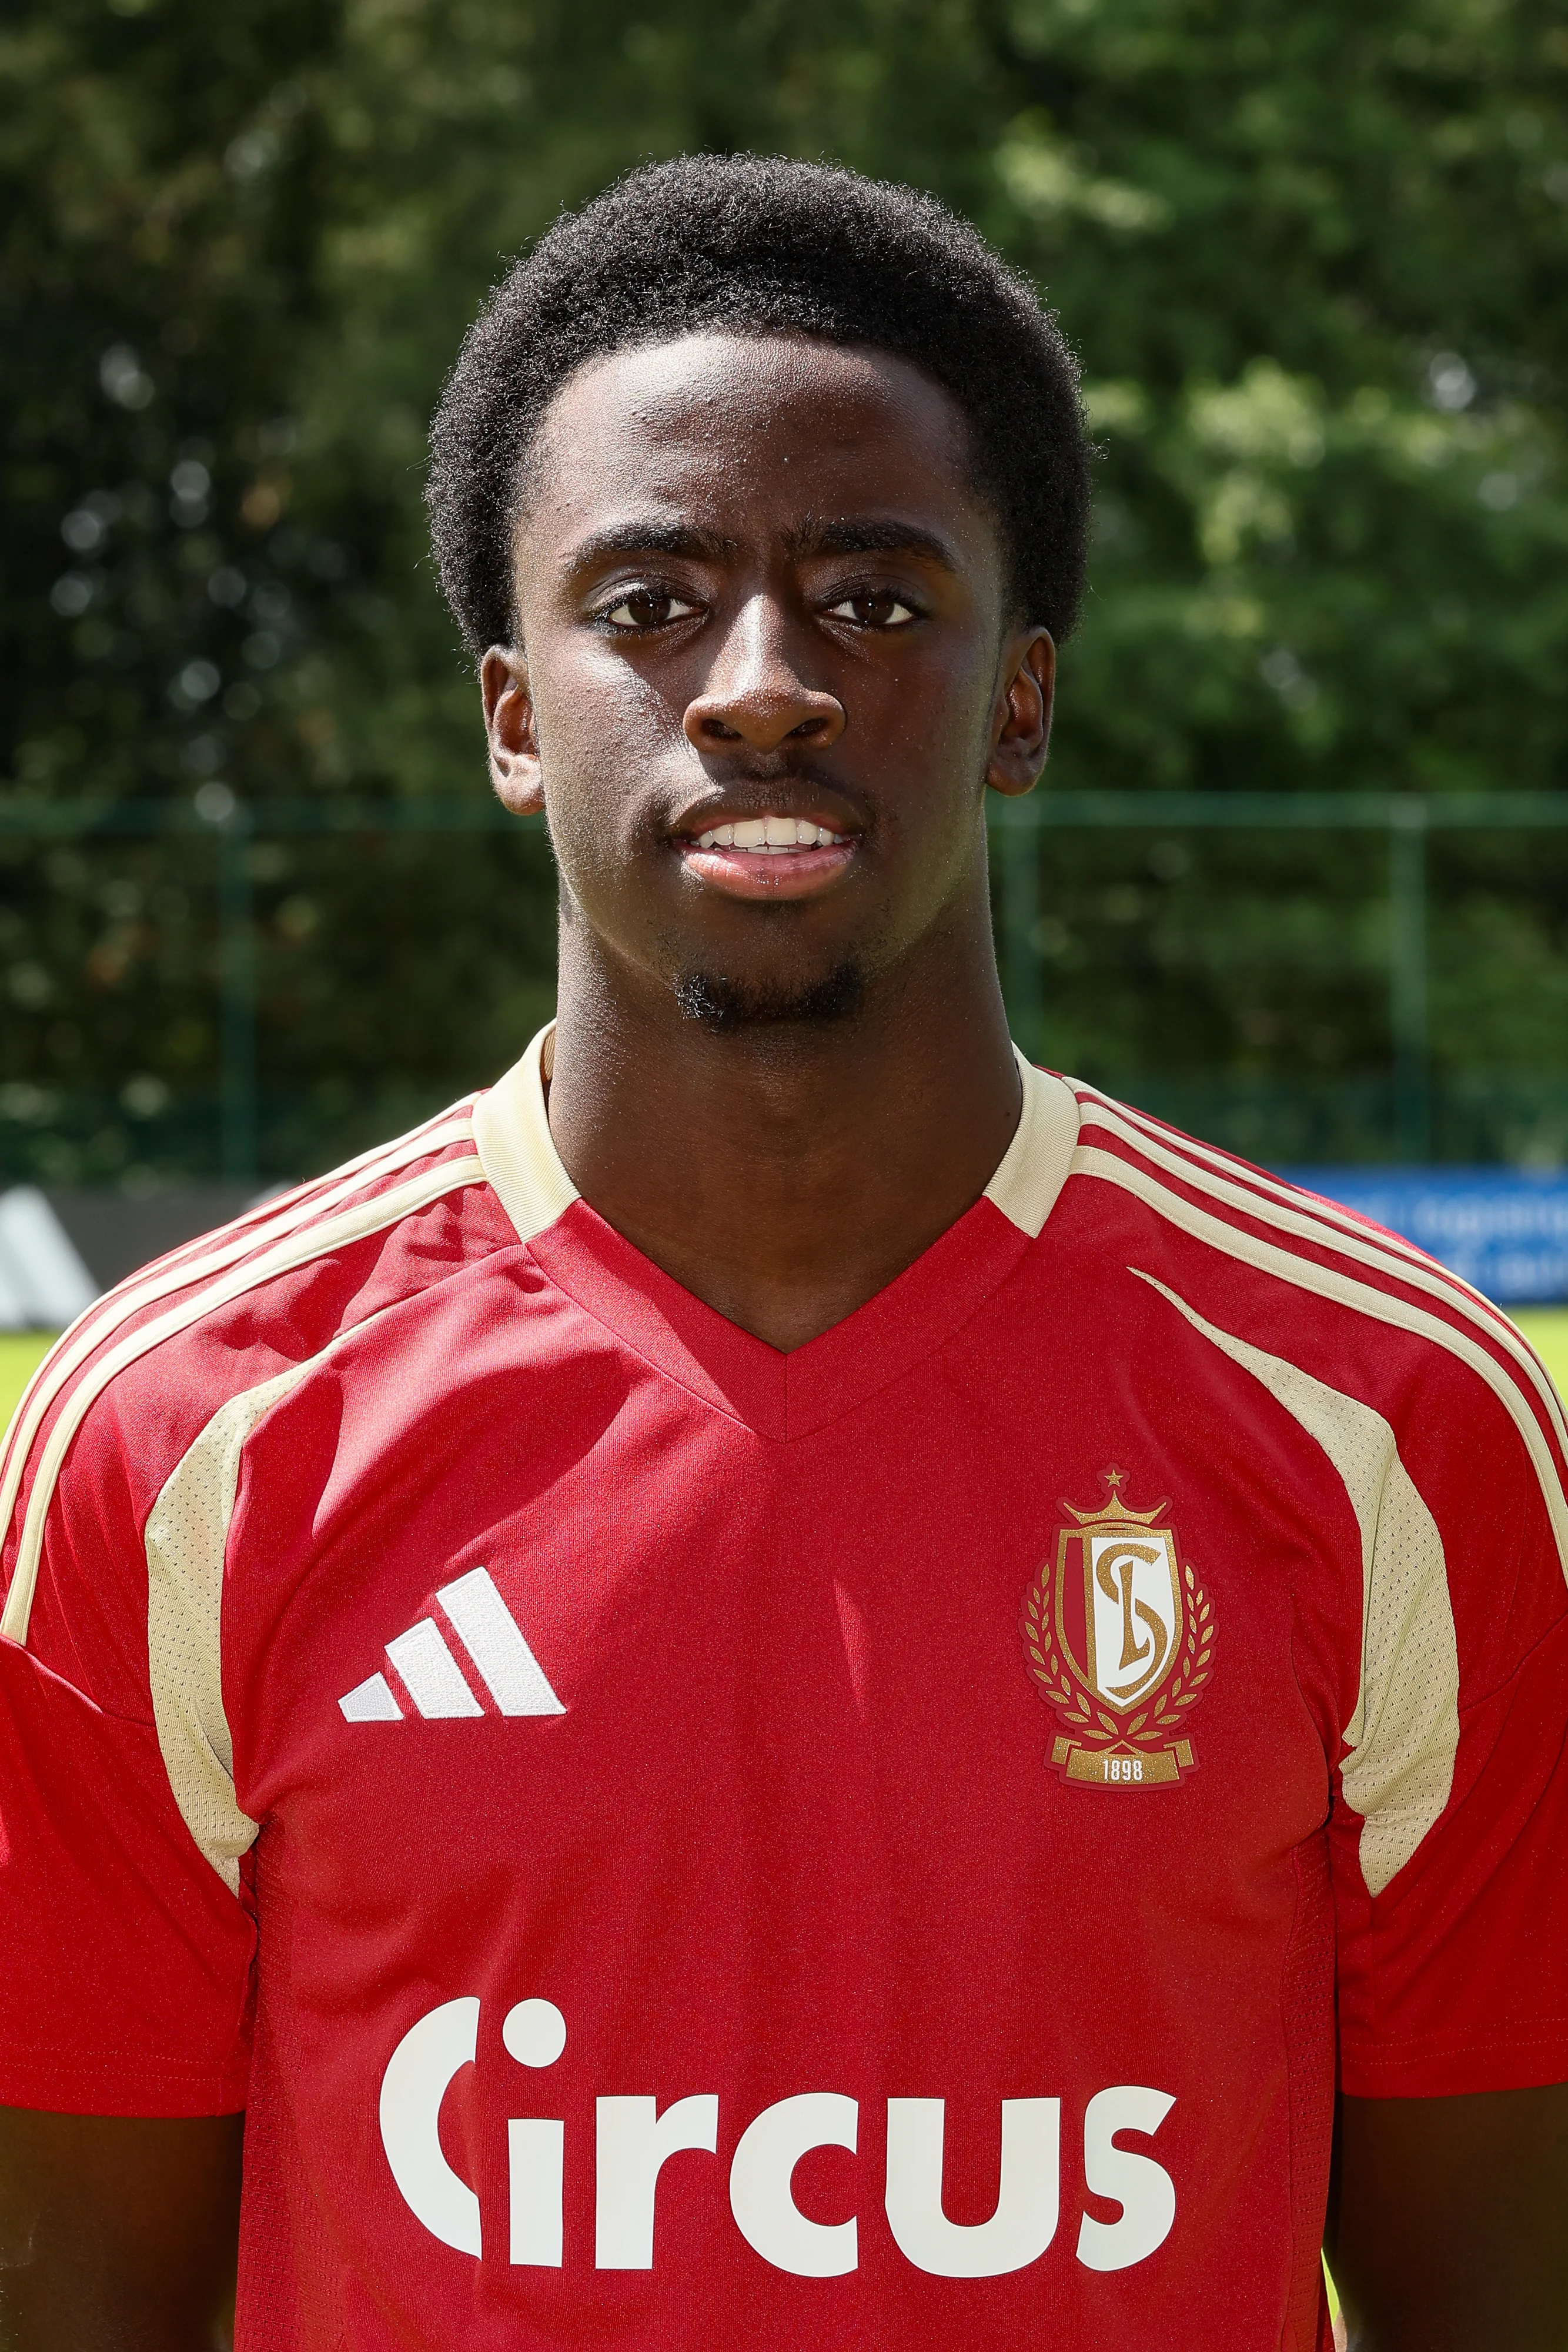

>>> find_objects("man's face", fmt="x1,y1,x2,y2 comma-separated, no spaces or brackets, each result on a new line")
485,332,1053,1026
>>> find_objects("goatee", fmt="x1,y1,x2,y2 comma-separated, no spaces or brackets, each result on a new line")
674,958,866,1031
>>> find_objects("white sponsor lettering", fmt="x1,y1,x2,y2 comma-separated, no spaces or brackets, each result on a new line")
884,2097,1060,2277
504,1997,567,2068
728,2093,859,2277
509,2119,564,2266
377,2000,1177,2283
1075,2085,1178,2271
379,1996,482,2256
503,2002,567,2266
597,2096,721,2269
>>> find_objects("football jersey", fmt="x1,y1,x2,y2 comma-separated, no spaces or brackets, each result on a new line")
2,1027,1567,2352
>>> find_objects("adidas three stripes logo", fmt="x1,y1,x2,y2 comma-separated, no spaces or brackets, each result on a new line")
339,1566,565,1722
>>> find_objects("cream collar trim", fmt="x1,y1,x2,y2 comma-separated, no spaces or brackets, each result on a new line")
473,1024,1080,1249
472,1023,579,1244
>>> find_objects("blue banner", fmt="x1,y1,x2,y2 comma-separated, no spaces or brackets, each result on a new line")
1282,1168,1568,1304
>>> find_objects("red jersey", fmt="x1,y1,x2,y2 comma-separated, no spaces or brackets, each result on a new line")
2,1029,1567,2352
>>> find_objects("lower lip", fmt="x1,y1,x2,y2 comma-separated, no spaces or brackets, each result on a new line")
677,841,858,901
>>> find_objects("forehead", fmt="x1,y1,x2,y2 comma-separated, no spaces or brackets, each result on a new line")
520,332,989,554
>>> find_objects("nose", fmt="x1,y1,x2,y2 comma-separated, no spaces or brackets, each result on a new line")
683,597,845,754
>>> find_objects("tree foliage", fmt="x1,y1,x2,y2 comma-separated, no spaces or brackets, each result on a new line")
2,0,1566,1178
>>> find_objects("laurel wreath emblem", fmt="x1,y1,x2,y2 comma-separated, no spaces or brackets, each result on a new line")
1020,1561,1216,1752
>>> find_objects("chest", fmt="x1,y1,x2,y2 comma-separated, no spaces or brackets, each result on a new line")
225,1357,1352,1970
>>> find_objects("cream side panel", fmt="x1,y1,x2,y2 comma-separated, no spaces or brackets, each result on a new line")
1135,1271,1459,1898
144,1367,310,1892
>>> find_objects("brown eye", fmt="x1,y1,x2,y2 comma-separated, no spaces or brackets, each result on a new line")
601,590,699,629
827,590,917,627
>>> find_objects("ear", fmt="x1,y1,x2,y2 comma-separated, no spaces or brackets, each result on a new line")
481,645,544,817
985,628,1056,799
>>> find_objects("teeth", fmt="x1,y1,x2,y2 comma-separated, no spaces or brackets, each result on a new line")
691,817,847,851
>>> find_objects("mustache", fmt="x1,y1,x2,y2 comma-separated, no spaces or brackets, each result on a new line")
693,757,848,793
667,754,870,833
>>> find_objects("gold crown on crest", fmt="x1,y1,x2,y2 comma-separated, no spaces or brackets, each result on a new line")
1058,1465,1171,1529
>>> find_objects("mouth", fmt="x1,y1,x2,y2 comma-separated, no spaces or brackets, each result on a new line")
673,810,860,903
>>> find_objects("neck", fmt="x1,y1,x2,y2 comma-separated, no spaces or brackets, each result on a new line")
544,870,1022,1352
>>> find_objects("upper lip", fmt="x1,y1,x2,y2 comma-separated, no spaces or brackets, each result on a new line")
668,792,864,843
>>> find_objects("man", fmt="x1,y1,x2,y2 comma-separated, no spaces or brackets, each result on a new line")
1,155,1566,2352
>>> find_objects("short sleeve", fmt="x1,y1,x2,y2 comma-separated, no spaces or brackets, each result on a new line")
0,1363,254,2117
1332,1345,1568,2099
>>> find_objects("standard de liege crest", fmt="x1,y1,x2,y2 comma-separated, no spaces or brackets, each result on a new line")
1020,1468,1215,1789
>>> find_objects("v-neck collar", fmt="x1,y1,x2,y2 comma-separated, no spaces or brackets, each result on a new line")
472,1024,1080,1442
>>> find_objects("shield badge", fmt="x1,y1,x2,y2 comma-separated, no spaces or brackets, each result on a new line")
1081,1523,1182,1712
1020,1468,1215,1790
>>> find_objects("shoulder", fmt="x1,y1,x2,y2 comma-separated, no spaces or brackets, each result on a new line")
0,1091,512,1653
1052,1075,1568,1569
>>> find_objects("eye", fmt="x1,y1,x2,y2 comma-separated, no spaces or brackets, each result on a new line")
597,589,701,630
826,589,919,629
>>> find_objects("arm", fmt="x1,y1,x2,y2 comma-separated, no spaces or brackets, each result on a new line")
0,2107,242,2352
1327,2085,1568,2352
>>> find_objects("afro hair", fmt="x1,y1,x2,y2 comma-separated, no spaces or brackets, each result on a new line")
427,153,1091,654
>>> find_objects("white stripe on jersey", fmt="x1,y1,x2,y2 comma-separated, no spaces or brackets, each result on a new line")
1071,1141,1568,1582
1076,1089,1568,1463
1135,1270,1459,1896
386,1620,485,1719
437,1566,566,1716
2,1152,484,1645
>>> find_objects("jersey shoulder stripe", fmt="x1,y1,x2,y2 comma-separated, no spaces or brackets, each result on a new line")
1085,1085,1543,1359
0,1100,486,1648
1065,1080,1568,1582
1072,1078,1567,1446
0,1091,479,1536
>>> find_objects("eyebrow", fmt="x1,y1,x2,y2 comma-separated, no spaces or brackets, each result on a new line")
560,514,962,576
781,516,961,570
563,521,742,573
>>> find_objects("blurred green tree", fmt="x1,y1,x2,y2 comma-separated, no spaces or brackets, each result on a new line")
2,0,1566,1179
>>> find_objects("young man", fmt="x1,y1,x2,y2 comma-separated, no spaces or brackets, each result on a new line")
1,156,1566,2352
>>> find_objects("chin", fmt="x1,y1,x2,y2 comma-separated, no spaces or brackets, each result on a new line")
673,958,867,1031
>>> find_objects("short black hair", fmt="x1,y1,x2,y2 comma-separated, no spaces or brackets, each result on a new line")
427,155,1091,652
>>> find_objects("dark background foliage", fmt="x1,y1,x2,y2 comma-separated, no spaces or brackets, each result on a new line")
2,0,1566,1184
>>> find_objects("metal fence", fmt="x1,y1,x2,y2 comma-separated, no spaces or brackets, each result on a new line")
2,789,1566,1181
990,790,1568,1165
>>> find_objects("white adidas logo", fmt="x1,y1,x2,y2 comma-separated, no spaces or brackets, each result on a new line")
339,1566,565,1723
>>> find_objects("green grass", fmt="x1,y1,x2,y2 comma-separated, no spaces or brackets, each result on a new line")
1514,1308,1568,1395
0,1331,56,1432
